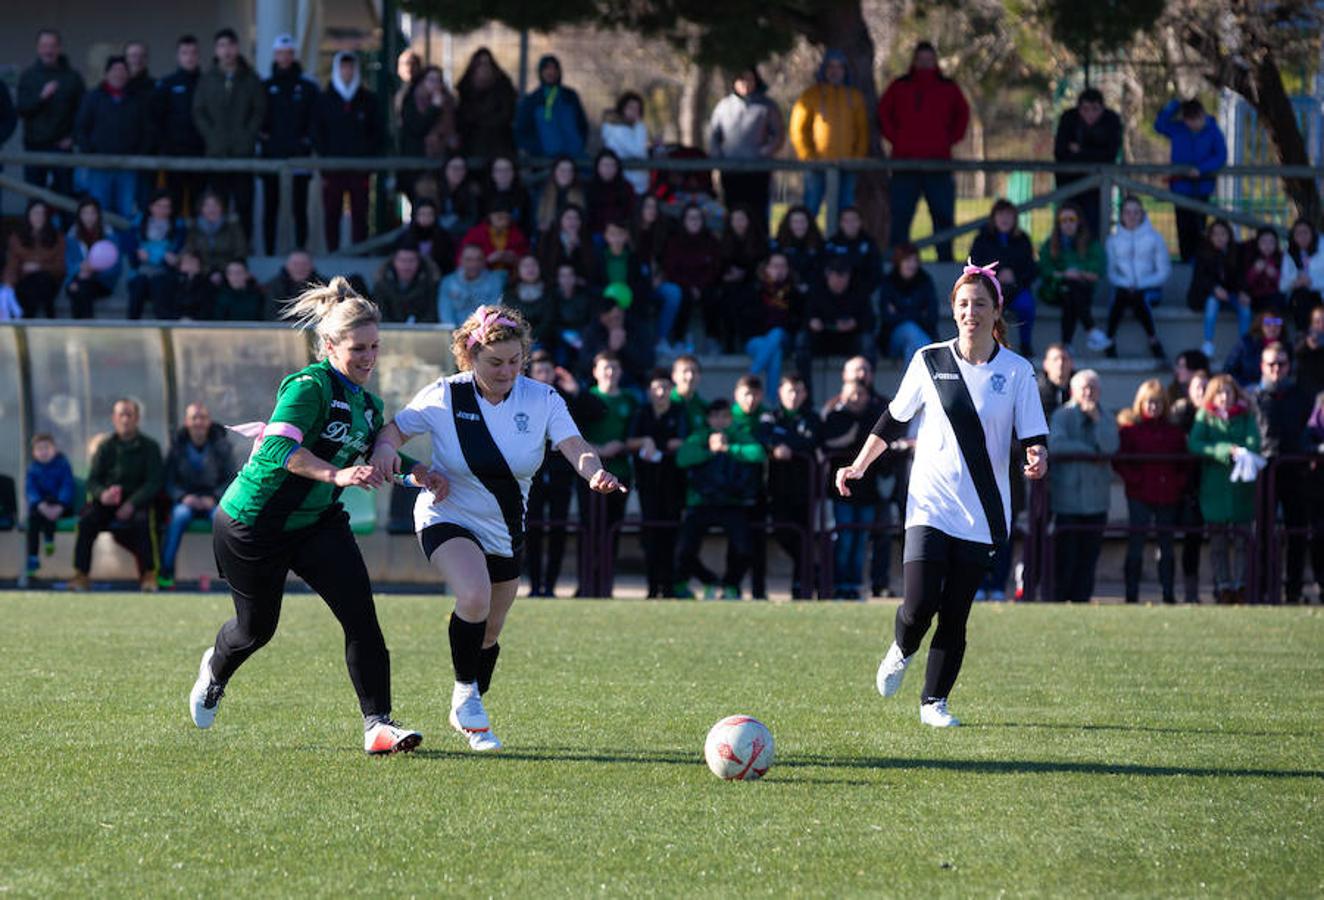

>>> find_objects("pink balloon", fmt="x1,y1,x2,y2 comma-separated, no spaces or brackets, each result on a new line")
87,239,119,272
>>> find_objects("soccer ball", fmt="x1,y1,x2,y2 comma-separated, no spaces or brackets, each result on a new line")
703,715,774,781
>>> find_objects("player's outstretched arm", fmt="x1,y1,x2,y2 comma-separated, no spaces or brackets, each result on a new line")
834,434,889,497
369,421,409,479
286,448,384,489
557,434,627,494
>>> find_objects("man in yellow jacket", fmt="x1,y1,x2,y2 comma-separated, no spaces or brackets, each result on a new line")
789,49,869,216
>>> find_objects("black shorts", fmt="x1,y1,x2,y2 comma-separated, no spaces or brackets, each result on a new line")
902,525,996,569
418,522,523,583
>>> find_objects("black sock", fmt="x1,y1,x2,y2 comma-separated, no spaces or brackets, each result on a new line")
477,642,501,695
449,614,487,684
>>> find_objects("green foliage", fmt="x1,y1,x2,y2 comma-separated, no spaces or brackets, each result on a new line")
401,0,600,34
1040,0,1166,58
2,593,1321,894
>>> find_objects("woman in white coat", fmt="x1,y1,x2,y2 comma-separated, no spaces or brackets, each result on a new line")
1102,196,1172,360
1279,217,1324,332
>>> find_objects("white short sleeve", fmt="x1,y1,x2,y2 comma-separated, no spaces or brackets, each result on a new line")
394,381,444,439
888,350,928,423
1014,361,1049,439
545,389,580,447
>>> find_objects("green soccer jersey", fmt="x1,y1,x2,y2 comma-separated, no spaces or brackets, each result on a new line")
220,359,384,533
581,386,638,483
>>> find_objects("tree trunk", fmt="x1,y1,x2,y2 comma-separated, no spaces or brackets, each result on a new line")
969,108,986,197
678,63,714,148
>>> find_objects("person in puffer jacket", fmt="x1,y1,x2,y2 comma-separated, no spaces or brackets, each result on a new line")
1102,196,1172,361
789,49,868,217
1154,98,1227,262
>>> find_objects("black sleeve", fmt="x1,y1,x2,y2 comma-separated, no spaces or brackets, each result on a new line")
869,406,908,442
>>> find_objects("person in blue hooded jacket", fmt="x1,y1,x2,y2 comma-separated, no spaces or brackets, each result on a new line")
1154,98,1227,263
515,55,588,159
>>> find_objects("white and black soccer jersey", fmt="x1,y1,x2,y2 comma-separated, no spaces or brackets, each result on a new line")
394,372,581,557
877,339,1048,545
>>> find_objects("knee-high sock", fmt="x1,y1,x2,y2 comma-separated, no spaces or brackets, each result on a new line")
477,642,501,695
449,614,487,684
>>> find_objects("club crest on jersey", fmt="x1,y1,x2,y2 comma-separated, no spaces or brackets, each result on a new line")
990,373,1007,394
514,412,530,433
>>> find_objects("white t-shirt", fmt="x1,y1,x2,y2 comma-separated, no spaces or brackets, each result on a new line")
889,340,1048,544
394,372,581,556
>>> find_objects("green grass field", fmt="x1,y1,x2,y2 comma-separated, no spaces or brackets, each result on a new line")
1,593,1321,897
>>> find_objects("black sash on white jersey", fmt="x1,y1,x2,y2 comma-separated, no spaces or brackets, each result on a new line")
451,379,526,556
922,345,1007,545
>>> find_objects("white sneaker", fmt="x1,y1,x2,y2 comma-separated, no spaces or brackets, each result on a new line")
1201,340,1216,359
364,719,422,755
920,698,961,727
1086,328,1110,352
876,642,914,698
188,647,224,729
450,683,502,751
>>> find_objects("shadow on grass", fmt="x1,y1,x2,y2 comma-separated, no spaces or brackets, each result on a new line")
972,721,1317,739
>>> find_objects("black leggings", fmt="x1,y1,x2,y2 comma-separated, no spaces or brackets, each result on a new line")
1057,281,1096,344
209,508,391,718
1106,288,1158,338
895,526,993,701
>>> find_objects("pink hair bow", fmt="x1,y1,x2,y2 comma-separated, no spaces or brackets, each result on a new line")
962,258,1004,308
467,306,519,348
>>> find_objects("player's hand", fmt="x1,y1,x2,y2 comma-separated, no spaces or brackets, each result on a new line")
835,464,867,497
413,465,449,502
115,501,135,521
369,442,401,480
101,485,123,506
335,465,383,489
1024,445,1047,480
772,444,793,461
589,469,626,494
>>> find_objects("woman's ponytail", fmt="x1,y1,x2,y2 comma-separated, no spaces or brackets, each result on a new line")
281,275,380,356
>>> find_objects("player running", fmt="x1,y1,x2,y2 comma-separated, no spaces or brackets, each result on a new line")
369,305,623,751
836,262,1049,727
188,277,434,754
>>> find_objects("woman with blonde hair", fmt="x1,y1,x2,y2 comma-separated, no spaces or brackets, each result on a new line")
369,305,623,751
188,276,434,755
1114,379,1189,603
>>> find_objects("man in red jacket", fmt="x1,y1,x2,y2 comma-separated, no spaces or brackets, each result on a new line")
877,42,969,262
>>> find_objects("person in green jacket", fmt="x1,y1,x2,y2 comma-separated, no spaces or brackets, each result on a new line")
1188,373,1263,603
674,397,768,598
192,28,266,240
669,353,708,434
1038,201,1106,351
732,374,772,598
71,398,165,592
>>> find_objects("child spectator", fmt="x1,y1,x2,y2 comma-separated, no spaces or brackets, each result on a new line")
791,49,869,216
580,294,655,388
1225,311,1291,386
629,367,689,597
661,204,723,351
760,371,823,598
64,196,122,319
1189,219,1247,358
1037,202,1105,350
572,352,638,595
1114,379,1188,603
311,52,381,252
483,155,534,237
460,202,530,276
1048,369,1118,602
1252,342,1313,603
877,41,969,260
743,252,801,393
771,205,824,297
1171,367,1210,603
1052,88,1123,236
717,205,769,352
515,54,588,159
257,35,317,253
17,29,86,201
3,199,65,319
1153,98,1228,261
794,257,876,399
877,244,939,365
670,354,708,435
1240,226,1284,312
499,254,553,345
170,250,213,319
675,398,767,599
1295,305,1324,400
585,149,636,238
456,47,517,160
184,191,247,280
1280,217,1324,332
732,376,771,598
822,206,882,301
601,92,652,197
538,204,595,285
263,249,324,307
212,259,265,321
822,379,883,599
1188,374,1262,603
551,262,592,362
405,199,457,277
1038,343,1074,419
192,28,265,242
124,189,187,320
160,403,235,588
74,55,146,217
535,156,587,236
969,199,1037,355
21,433,77,586
1102,196,1171,361
374,239,438,324
708,67,784,228
437,244,506,328
522,354,580,597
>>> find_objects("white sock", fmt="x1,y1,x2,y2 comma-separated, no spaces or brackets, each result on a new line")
452,680,478,707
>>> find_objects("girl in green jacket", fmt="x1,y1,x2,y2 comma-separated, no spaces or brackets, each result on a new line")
1038,201,1106,351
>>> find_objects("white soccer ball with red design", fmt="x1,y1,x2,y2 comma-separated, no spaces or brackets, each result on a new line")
703,715,774,781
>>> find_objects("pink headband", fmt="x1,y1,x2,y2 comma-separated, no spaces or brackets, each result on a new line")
466,307,519,348
962,258,1003,308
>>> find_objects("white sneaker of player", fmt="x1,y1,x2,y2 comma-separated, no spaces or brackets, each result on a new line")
876,642,914,698
450,682,501,751
364,719,422,755
920,698,961,727
188,647,224,729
